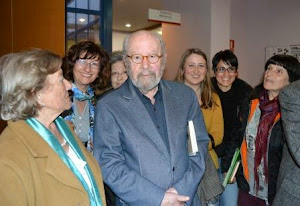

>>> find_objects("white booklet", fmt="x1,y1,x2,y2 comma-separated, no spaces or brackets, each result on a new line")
187,120,198,156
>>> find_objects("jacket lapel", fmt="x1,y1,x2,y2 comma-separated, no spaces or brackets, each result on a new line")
160,81,180,157
10,120,85,193
122,80,170,159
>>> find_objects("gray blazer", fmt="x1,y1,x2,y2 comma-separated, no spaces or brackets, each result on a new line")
273,80,300,205
94,79,209,206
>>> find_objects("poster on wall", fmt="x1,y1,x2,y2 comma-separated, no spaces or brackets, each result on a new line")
266,45,300,62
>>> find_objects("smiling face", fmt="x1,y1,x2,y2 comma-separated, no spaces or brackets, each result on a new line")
111,60,128,89
73,52,100,92
183,53,207,89
125,31,165,93
38,69,72,116
214,60,238,92
263,64,289,99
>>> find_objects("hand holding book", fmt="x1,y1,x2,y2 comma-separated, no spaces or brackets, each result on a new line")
222,148,240,187
187,120,198,156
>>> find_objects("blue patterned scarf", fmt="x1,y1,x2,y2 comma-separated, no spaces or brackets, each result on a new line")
64,84,95,153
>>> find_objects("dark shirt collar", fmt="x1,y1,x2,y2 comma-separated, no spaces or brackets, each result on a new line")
133,82,162,103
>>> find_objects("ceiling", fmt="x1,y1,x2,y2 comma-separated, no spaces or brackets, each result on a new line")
112,0,162,32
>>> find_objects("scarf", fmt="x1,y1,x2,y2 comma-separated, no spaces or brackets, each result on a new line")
254,89,280,191
26,117,103,206
64,84,95,153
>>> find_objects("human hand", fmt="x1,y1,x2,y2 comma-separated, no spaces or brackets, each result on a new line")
223,172,236,183
160,187,189,206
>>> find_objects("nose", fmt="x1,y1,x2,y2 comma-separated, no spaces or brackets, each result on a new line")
193,66,201,73
265,68,275,77
84,64,92,72
141,56,150,69
117,74,123,80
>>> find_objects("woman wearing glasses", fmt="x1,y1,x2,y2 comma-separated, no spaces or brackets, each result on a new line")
211,50,252,206
177,48,224,206
61,41,109,153
110,51,128,89
99,50,128,95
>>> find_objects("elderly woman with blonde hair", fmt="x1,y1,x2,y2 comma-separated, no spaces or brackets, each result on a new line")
0,49,106,206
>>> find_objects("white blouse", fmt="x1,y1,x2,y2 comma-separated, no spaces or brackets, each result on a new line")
67,147,92,189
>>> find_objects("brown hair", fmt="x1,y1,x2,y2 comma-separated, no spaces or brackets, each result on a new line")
62,41,110,90
176,48,217,109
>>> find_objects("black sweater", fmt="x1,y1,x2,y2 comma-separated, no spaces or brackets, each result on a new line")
211,77,252,163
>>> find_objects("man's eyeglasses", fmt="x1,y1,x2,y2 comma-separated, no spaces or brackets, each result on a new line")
126,54,163,64
76,59,100,69
215,66,237,73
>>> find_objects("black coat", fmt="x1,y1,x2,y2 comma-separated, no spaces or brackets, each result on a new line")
211,77,252,161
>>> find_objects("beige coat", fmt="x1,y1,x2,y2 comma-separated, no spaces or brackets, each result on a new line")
0,120,106,206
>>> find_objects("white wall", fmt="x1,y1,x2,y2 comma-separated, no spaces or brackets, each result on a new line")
112,31,130,52
210,0,231,62
162,0,211,80
231,0,300,86
112,0,300,86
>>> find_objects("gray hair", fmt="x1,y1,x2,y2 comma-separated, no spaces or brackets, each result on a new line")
109,50,125,65
0,49,61,121
123,30,166,56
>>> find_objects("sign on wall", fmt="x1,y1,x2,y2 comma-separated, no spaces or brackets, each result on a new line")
148,9,181,25
266,45,300,62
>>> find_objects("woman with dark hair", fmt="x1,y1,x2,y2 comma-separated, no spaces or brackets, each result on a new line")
224,54,300,206
62,41,109,153
211,49,252,206
0,49,106,206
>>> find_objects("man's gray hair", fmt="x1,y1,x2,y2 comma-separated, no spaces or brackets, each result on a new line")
123,30,166,56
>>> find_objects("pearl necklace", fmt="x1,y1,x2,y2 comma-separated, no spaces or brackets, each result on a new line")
61,138,67,147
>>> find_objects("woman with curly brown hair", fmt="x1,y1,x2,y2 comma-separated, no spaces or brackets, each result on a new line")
61,41,109,153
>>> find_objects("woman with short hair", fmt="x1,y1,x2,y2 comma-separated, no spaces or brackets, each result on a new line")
225,54,300,206
0,49,106,206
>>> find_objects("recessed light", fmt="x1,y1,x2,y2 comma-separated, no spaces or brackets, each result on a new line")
125,23,131,28
79,18,85,23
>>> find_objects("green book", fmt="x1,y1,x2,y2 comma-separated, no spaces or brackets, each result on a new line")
222,148,240,187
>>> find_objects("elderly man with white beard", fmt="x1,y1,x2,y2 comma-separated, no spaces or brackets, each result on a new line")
94,30,209,206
